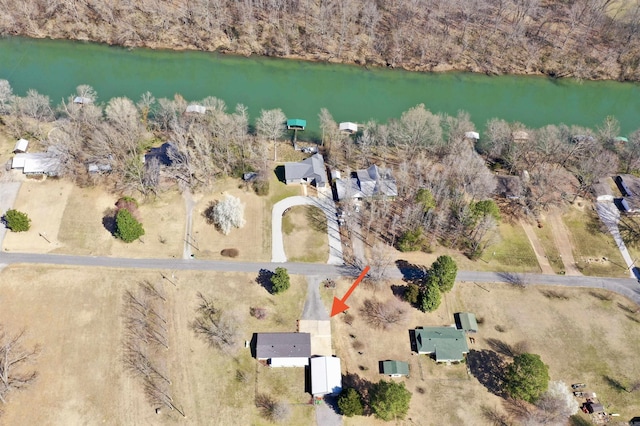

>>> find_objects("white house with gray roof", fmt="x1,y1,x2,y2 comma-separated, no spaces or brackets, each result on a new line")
336,164,397,200
255,332,311,367
284,153,328,188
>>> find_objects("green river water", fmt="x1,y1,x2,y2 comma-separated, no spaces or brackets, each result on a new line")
1,36,639,136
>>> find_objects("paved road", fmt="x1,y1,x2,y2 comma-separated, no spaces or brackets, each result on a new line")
1,251,639,304
301,275,330,321
271,195,343,265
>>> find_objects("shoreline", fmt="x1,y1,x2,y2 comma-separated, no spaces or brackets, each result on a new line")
5,33,629,83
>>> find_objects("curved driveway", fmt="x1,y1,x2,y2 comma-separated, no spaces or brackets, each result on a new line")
271,195,343,265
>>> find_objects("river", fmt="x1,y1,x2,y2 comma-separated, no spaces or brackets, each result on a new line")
1,36,639,136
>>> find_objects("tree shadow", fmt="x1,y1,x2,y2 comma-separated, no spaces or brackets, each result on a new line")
589,290,612,302
342,372,374,415
390,284,406,299
102,208,116,235
467,349,506,397
496,272,527,288
256,269,274,293
395,260,426,285
486,338,516,358
408,329,418,353
603,375,628,392
618,302,638,314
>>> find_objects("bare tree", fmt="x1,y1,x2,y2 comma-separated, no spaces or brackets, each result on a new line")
359,298,409,330
365,242,395,285
191,292,242,353
204,195,246,235
0,327,40,405
256,108,286,161
0,79,13,114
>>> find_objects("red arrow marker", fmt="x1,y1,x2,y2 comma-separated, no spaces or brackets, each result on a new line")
330,265,370,317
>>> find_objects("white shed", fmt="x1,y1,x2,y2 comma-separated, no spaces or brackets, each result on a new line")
465,131,480,140
13,139,29,153
339,122,358,134
73,96,93,105
311,357,342,396
186,104,206,114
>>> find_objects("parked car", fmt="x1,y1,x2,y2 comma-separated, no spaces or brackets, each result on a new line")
615,175,633,197
571,383,586,389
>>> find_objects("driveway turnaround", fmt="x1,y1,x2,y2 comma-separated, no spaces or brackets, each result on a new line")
596,201,636,278
271,194,343,265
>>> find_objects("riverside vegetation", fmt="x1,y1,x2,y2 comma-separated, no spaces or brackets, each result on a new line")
1,0,640,81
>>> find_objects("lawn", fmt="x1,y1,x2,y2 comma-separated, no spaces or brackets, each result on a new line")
283,205,329,263
563,207,630,277
0,266,311,426
331,276,640,425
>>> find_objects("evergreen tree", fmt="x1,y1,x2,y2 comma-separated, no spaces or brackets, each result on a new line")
504,353,550,403
337,387,364,417
114,208,145,243
426,255,458,293
3,209,31,232
419,283,441,312
370,380,412,421
270,267,290,294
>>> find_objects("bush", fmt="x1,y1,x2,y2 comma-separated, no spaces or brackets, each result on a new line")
419,283,441,312
338,388,364,417
114,208,145,242
270,267,290,294
253,179,269,196
4,209,31,232
204,195,246,235
220,248,239,258
370,380,412,421
250,307,268,320
397,227,429,252
404,283,420,304
504,353,550,403
115,196,139,217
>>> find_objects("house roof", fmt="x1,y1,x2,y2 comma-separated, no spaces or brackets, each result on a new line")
495,175,522,198
465,131,480,140
287,118,306,129
311,356,342,396
337,164,397,200
284,153,328,186
255,333,311,359
186,104,206,114
13,138,28,153
12,152,61,175
414,327,469,362
381,360,409,376
454,312,478,333
512,130,529,141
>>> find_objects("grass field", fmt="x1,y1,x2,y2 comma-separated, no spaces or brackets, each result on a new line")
0,266,310,426
533,217,565,273
283,206,329,263
563,207,630,277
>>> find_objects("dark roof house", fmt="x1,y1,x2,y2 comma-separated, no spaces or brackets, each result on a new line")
255,332,311,367
414,327,469,363
284,153,328,188
336,164,397,200
496,175,522,200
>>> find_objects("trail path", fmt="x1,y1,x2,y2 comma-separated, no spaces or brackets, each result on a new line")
548,212,582,276
520,220,554,274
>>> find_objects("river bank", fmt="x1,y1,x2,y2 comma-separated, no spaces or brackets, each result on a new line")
1,0,638,82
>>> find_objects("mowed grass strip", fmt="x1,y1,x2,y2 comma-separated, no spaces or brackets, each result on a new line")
282,206,328,263
563,208,629,277
533,218,565,273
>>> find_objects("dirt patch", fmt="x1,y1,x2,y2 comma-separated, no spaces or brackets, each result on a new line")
330,277,640,424
0,266,310,425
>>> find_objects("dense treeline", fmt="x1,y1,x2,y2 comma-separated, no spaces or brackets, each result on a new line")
1,79,639,258
0,0,639,81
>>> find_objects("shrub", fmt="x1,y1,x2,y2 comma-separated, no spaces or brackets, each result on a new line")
115,196,139,217
114,208,145,243
253,179,269,196
404,283,420,304
250,307,268,320
270,267,290,294
504,353,550,403
397,227,429,252
220,248,239,258
419,283,441,312
338,388,364,417
4,209,31,232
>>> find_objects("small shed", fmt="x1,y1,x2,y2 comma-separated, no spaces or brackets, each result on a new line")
186,104,206,114
465,131,480,140
454,312,478,333
586,401,604,413
339,122,358,134
87,163,112,174
614,136,628,143
13,139,29,153
381,360,409,377
310,356,342,396
286,119,306,130
73,96,93,105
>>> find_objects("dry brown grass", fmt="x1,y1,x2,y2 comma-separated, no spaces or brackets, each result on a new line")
282,205,328,263
0,266,310,425
333,277,640,425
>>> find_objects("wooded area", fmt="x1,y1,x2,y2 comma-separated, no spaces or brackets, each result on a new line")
0,0,639,80
1,80,638,260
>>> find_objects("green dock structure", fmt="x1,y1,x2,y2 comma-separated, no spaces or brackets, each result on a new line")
286,118,306,130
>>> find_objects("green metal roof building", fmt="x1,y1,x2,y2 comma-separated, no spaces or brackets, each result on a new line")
381,360,409,377
286,118,306,130
414,327,469,362
454,312,478,333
